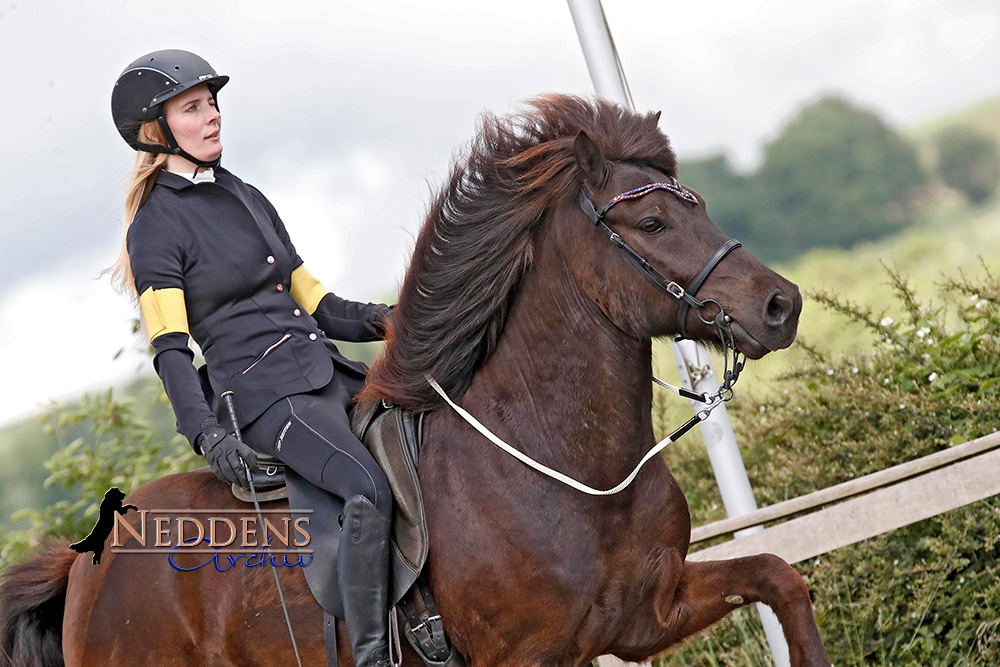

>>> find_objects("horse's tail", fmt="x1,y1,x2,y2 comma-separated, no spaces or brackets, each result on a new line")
0,541,75,667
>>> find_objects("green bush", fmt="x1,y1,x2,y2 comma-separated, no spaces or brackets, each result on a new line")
937,127,1000,204
659,263,1000,666
0,388,199,570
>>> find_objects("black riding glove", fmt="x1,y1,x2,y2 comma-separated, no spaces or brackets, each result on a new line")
197,419,260,489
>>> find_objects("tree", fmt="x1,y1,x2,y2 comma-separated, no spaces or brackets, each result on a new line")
936,126,1000,204
679,154,757,245
753,95,924,260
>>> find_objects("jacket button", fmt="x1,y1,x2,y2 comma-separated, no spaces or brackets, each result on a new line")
293,309,301,317
267,255,275,264
309,333,318,341
276,284,284,292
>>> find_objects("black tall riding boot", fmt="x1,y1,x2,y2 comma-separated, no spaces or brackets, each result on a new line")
339,494,392,667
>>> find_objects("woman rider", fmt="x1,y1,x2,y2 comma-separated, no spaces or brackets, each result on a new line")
109,49,394,667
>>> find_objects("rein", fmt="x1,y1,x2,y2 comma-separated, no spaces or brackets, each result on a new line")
427,178,747,496
428,375,727,496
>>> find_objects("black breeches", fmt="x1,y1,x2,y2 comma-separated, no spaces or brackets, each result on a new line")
242,375,392,516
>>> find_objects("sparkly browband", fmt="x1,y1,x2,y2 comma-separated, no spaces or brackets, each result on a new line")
595,179,698,220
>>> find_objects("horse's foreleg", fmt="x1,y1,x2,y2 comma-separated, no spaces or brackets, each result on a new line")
661,554,830,667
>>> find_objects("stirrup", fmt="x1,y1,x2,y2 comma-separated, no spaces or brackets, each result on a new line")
397,580,465,666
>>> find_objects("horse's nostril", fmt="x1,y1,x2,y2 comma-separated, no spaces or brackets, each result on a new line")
765,292,792,327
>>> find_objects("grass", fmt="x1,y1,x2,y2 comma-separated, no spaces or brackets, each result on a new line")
653,609,775,667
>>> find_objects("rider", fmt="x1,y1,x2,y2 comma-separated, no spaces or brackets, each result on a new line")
109,49,394,667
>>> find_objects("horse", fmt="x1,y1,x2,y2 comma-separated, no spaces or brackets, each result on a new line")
0,94,829,667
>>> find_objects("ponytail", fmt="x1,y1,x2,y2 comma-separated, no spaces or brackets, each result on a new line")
108,121,169,303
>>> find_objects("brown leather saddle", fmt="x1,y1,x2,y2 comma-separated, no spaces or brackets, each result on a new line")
231,399,427,605
230,400,462,666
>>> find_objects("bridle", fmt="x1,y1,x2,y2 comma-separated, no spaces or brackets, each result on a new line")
424,176,753,497
575,178,745,402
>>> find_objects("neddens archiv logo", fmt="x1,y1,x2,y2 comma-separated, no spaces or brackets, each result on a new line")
106,504,314,572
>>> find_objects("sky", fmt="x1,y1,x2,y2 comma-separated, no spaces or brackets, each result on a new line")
1,0,998,429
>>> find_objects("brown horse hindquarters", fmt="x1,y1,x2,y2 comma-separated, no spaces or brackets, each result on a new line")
59,471,425,667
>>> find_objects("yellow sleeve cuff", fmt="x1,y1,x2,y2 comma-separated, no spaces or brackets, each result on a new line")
138,287,190,341
290,264,327,315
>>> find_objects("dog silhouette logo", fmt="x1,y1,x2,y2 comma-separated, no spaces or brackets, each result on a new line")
69,487,138,565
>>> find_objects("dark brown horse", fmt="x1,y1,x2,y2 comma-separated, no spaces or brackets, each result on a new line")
1,95,828,666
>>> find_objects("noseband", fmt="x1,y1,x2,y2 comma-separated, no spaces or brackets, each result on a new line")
576,179,745,400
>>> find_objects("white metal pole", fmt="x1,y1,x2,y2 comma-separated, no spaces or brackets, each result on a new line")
565,1,791,665
673,341,790,667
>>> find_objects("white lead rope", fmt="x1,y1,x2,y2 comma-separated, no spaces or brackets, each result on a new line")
426,375,719,496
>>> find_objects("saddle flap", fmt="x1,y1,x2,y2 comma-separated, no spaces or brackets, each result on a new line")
227,399,429,620
350,397,386,442
364,406,428,574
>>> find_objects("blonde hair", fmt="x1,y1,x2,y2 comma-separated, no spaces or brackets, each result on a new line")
108,121,170,303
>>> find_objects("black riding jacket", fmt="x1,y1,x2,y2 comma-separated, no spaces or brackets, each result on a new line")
127,167,386,451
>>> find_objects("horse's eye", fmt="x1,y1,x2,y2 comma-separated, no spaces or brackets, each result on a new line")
639,218,664,235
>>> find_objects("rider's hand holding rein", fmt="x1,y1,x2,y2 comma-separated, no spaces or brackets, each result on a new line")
197,418,260,489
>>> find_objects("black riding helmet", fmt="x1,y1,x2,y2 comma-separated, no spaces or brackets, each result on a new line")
112,49,229,168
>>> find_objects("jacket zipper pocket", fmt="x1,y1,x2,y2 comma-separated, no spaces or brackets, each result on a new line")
242,333,292,375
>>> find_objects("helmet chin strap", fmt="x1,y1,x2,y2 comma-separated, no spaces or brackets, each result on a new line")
134,115,221,175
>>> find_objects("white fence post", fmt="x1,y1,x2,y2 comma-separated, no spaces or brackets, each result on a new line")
565,2,790,665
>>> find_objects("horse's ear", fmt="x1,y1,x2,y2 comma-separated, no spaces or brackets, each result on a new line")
574,130,609,189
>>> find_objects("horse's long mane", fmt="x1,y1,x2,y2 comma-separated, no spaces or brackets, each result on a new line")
359,94,677,411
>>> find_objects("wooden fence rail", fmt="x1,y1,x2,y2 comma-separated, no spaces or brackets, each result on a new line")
688,430,1000,564
597,431,1000,667
691,430,1000,545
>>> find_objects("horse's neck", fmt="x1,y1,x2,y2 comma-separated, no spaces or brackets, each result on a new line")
464,250,654,481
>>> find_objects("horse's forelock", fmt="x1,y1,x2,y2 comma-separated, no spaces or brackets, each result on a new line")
358,95,677,411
